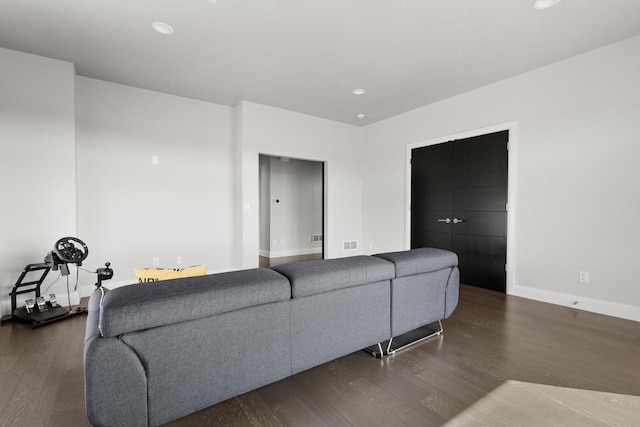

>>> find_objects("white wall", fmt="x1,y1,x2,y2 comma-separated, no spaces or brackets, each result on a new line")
75,77,235,293
0,48,77,315
6,35,637,322
362,35,640,321
236,101,362,267
266,156,323,257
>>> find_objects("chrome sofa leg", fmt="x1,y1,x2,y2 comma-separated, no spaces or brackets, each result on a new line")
364,341,396,359
387,320,443,355
364,320,443,357
364,342,387,358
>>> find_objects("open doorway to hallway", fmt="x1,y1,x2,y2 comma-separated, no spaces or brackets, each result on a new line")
259,155,324,268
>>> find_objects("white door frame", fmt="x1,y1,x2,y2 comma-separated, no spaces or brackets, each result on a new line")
405,121,517,295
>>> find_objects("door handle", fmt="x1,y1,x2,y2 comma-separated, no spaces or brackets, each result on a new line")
453,218,466,224
437,218,451,224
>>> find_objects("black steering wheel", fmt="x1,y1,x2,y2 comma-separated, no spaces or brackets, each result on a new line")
54,237,89,264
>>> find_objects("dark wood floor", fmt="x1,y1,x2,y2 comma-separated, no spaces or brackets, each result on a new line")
0,308,89,427
1,285,639,426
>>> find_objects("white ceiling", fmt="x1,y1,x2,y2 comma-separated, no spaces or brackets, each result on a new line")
1,0,640,125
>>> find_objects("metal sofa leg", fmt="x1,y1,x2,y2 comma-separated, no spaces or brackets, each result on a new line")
387,320,443,355
364,342,388,358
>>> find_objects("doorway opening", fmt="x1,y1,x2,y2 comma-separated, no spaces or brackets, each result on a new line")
409,129,510,293
259,155,324,268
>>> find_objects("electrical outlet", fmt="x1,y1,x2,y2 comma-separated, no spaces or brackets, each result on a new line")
579,271,589,283
153,257,159,267
152,155,159,165
176,256,183,265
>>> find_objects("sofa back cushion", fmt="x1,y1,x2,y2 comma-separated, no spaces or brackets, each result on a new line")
272,255,395,298
99,268,290,337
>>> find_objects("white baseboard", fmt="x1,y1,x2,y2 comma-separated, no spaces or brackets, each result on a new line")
55,291,81,307
261,247,322,259
0,301,10,317
512,284,640,323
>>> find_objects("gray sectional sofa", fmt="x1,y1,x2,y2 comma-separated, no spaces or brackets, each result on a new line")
84,248,459,427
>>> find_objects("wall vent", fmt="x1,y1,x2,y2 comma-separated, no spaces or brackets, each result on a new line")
343,240,358,250
312,234,323,243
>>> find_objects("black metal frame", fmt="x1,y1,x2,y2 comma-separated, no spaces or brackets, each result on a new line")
2,263,85,328
9,263,51,313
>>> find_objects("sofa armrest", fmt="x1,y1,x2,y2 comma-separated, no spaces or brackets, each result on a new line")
84,289,103,344
445,267,460,318
84,336,148,427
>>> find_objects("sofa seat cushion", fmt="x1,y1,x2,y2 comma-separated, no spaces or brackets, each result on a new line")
272,256,395,298
374,248,458,278
99,268,290,337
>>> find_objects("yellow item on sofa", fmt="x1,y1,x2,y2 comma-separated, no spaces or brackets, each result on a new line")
133,264,207,283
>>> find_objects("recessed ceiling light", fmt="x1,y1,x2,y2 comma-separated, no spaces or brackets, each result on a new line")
152,22,174,35
356,113,367,120
352,88,366,95
533,0,560,10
